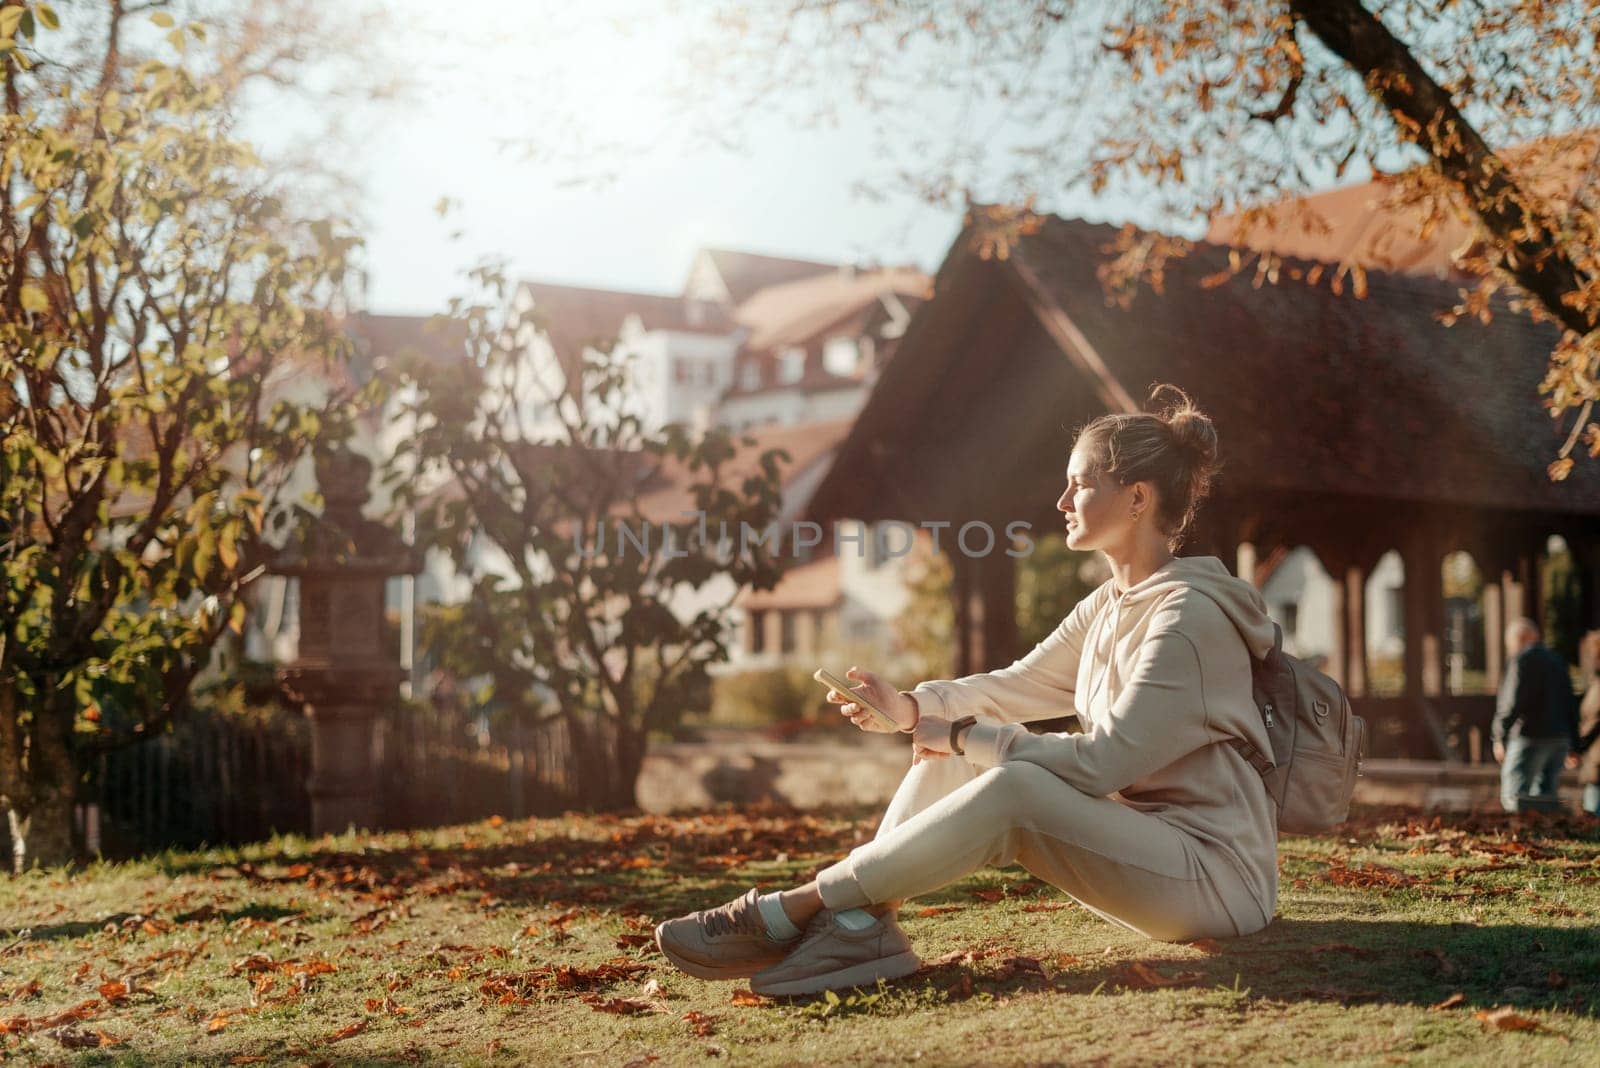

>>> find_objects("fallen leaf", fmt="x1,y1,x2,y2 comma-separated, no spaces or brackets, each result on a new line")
96,980,129,1003
914,905,965,917
615,933,655,949
1186,938,1225,954
970,888,1006,902
321,1019,369,1044
683,1009,717,1036
1432,992,1467,1010
582,995,655,1015
1114,961,1203,989
639,978,667,999
945,973,974,1001
1475,1006,1540,1033
729,988,766,1006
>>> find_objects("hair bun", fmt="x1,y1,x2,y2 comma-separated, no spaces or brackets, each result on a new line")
1145,383,1218,466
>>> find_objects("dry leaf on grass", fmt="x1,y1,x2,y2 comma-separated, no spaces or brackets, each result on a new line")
1432,992,1467,1010
321,1018,370,1044
1185,938,1225,954
683,1010,717,1036
582,995,657,1015
914,905,965,917
729,988,767,1006
1475,1006,1540,1033
1115,961,1204,989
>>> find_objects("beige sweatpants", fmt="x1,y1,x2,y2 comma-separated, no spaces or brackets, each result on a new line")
812,756,1265,942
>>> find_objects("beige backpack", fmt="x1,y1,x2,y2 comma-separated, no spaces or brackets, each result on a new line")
1228,623,1366,833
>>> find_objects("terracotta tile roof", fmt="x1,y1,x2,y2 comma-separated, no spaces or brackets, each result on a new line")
516,281,737,385
629,416,855,525
1206,130,1600,276
810,213,1600,523
702,249,839,305
735,554,842,610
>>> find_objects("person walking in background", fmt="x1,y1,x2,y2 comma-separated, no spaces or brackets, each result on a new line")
1493,618,1579,812
1574,631,1600,818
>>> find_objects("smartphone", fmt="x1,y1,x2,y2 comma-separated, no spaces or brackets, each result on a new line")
814,668,901,731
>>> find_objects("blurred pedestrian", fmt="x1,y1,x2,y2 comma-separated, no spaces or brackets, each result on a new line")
1493,618,1579,812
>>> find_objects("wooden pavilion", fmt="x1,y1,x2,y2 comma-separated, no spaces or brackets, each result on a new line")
802,213,1600,759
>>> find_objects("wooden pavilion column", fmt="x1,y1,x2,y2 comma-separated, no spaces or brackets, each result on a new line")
1400,525,1446,700
1342,560,1370,698
952,549,976,677
950,538,1020,675
1483,575,1505,692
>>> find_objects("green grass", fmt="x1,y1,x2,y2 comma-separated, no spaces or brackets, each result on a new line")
2,803,1598,1066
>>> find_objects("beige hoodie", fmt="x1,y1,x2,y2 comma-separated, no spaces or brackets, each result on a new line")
906,554,1279,933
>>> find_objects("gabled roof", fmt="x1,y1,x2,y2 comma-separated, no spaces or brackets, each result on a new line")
515,281,737,384
1206,130,1600,276
735,266,930,352
809,213,1600,523
700,249,839,305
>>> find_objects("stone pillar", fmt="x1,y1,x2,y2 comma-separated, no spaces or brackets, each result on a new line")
274,445,418,837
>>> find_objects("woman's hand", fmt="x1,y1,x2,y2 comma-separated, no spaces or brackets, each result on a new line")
825,666,919,733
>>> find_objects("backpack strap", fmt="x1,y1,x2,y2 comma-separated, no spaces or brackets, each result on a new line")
1228,736,1276,775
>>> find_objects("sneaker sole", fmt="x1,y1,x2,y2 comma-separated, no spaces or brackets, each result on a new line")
653,922,782,980
750,949,922,997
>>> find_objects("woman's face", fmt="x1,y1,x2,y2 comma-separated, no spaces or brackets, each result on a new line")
1058,443,1138,552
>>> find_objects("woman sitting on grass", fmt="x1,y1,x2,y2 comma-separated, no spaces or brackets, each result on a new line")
655,384,1279,996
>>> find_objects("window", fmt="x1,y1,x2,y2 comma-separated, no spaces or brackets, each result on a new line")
823,336,859,376
740,363,762,392
1281,603,1299,637
748,609,766,654
674,357,691,385
780,346,805,383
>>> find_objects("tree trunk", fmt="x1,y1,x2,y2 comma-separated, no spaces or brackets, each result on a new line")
1290,0,1596,337
7,793,76,873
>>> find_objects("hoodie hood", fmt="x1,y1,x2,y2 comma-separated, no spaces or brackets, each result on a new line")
1113,555,1279,660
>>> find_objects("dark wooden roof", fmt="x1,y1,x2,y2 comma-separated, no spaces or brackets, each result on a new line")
807,214,1600,525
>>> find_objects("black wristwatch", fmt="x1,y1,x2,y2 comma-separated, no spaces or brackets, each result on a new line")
949,715,979,756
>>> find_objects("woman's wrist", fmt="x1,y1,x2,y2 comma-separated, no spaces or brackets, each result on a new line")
897,691,920,733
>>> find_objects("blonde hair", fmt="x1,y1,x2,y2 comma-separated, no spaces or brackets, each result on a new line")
1074,383,1221,550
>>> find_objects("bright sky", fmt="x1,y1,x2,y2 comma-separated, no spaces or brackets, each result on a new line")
244,0,1143,317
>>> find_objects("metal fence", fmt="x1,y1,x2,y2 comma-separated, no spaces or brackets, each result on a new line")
47,704,585,860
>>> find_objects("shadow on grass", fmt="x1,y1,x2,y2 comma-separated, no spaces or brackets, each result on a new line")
148,802,883,919
785,916,1600,1019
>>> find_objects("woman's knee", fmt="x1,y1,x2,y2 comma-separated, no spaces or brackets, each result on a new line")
971,760,1063,808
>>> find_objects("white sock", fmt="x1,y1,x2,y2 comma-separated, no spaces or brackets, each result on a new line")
756,892,802,940
833,907,879,931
